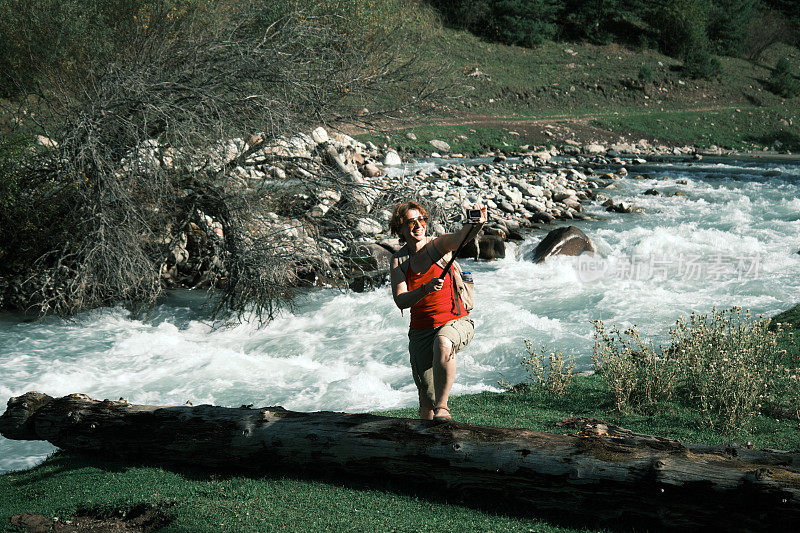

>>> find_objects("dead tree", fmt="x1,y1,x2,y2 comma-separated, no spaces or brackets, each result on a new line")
2,391,799,531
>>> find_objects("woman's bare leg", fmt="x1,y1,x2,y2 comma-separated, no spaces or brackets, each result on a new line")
432,336,456,411
418,393,434,420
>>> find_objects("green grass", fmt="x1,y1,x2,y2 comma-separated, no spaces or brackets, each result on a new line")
4,342,800,532
773,303,800,331
0,455,594,532
425,26,799,118
592,105,800,151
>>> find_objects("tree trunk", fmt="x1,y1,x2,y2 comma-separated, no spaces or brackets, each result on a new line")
2,392,800,531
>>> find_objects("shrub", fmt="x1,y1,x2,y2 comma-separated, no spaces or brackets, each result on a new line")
768,57,800,98
651,0,711,58
0,0,448,317
683,45,723,79
744,10,797,61
592,322,680,412
707,0,759,56
638,65,654,83
593,307,799,433
520,339,575,396
427,0,558,48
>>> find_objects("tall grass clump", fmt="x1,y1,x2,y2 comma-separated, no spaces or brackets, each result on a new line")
593,307,799,433
516,339,575,396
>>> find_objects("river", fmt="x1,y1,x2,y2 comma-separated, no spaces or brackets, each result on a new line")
1,155,799,473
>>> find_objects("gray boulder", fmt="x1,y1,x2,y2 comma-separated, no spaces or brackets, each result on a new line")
478,234,506,260
430,139,451,153
528,226,595,264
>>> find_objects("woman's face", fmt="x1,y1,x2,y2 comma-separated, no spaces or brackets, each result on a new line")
401,208,427,244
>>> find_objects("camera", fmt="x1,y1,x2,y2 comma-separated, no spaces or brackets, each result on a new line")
466,209,482,223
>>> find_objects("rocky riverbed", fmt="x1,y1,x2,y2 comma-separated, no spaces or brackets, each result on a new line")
153,126,668,292
0,126,682,309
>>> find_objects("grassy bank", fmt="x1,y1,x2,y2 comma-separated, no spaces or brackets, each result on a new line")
357,103,800,156
592,105,800,152
2,305,798,532
356,15,800,154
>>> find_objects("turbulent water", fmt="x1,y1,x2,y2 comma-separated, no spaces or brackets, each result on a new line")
2,156,799,473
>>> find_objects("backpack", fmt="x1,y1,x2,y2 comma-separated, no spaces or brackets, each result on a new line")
396,239,474,314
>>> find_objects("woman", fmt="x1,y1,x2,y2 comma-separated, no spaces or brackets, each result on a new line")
389,200,486,421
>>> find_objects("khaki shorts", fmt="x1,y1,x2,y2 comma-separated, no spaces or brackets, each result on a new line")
408,316,474,407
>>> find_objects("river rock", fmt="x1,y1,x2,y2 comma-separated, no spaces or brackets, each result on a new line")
355,217,383,235
560,197,583,211
361,163,384,177
383,150,402,166
524,199,547,213
310,204,330,217
502,187,524,204
531,212,554,224
35,135,58,149
478,234,505,260
311,127,329,144
498,201,515,213
528,226,595,264
584,143,606,154
430,139,451,153
350,243,393,271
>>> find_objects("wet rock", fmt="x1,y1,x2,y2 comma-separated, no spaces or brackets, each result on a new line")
531,212,554,224
528,226,595,264
361,162,384,177
478,234,506,260
383,150,402,166
607,202,642,214
643,189,660,196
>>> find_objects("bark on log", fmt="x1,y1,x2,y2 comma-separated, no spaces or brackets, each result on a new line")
2,392,800,531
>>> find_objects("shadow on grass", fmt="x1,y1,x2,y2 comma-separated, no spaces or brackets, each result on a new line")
745,130,800,151
18,450,628,533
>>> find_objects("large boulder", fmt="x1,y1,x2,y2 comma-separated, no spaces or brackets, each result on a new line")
478,234,505,260
527,226,594,264
383,150,402,166
429,139,451,153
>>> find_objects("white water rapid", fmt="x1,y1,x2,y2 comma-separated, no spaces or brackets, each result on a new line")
1,156,799,473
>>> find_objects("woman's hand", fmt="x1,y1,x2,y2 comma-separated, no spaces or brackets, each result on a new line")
473,203,488,225
424,278,444,294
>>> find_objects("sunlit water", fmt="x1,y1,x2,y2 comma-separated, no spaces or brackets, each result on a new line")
2,156,799,473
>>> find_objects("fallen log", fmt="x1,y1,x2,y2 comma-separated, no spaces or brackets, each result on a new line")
2,392,800,531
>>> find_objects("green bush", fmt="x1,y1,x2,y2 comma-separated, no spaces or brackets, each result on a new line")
593,307,800,433
427,0,558,47
683,45,723,79
0,0,169,97
638,65,654,83
517,339,575,396
651,0,711,58
707,0,759,56
592,322,680,413
768,57,800,98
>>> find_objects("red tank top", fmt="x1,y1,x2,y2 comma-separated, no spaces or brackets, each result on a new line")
406,261,467,330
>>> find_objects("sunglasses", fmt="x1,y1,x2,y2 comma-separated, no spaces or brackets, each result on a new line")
404,215,428,228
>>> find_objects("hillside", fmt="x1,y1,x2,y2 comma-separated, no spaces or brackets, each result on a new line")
350,8,799,154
